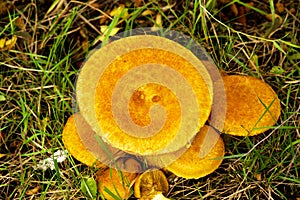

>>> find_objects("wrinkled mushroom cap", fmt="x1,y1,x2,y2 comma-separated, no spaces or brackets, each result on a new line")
96,157,142,200
165,125,225,179
222,75,281,136
77,35,213,155
134,169,169,199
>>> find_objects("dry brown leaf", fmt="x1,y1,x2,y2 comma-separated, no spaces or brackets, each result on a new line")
244,2,254,13
141,10,154,16
90,2,101,9
265,13,283,25
289,8,295,14
219,0,231,3
161,2,176,12
230,4,239,16
254,173,262,181
25,185,41,195
99,13,109,24
0,1,12,16
131,0,143,7
276,2,285,13
14,17,25,30
236,6,246,26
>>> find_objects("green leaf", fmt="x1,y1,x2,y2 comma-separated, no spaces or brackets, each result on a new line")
273,41,286,54
0,95,5,101
81,177,97,199
270,66,285,74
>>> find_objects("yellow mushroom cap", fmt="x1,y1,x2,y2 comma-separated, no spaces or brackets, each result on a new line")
222,75,281,136
76,35,213,155
62,114,99,167
134,169,169,199
96,157,142,200
165,125,225,179
62,113,122,167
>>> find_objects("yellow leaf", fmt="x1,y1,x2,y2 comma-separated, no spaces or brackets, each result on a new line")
141,10,154,16
99,25,121,42
110,4,129,19
25,185,41,195
151,13,162,31
265,13,282,25
0,154,6,159
0,38,5,48
0,35,17,50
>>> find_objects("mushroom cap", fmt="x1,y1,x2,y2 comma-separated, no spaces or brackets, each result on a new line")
62,114,99,167
164,125,225,179
62,113,122,167
134,169,169,199
76,35,213,155
222,75,281,136
96,157,142,200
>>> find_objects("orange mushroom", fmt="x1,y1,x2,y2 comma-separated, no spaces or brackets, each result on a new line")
134,169,169,199
163,125,225,179
62,113,123,167
76,35,213,156
221,75,281,136
96,157,142,200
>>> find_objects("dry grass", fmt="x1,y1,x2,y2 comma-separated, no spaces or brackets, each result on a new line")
0,0,299,199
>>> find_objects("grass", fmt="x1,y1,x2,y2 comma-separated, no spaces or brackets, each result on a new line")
0,0,299,199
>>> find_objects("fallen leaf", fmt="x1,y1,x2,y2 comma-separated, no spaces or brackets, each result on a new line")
289,8,295,14
14,17,25,30
161,2,176,12
230,3,238,17
110,4,129,19
219,0,231,3
131,0,143,7
265,13,282,25
237,6,246,26
0,1,12,16
244,2,254,13
100,12,110,24
254,173,262,181
151,13,162,31
141,10,154,16
99,25,121,42
0,154,6,159
25,185,41,195
276,2,285,13
0,35,17,50
90,2,101,9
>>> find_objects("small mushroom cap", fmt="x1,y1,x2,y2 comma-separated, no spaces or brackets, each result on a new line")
62,114,99,167
165,125,225,179
134,169,169,199
62,113,122,167
96,157,142,200
222,75,281,136
77,35,213,155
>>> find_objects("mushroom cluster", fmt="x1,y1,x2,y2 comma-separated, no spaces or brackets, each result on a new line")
62,32,281,199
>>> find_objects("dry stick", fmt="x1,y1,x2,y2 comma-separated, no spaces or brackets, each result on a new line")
234,106,300,164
